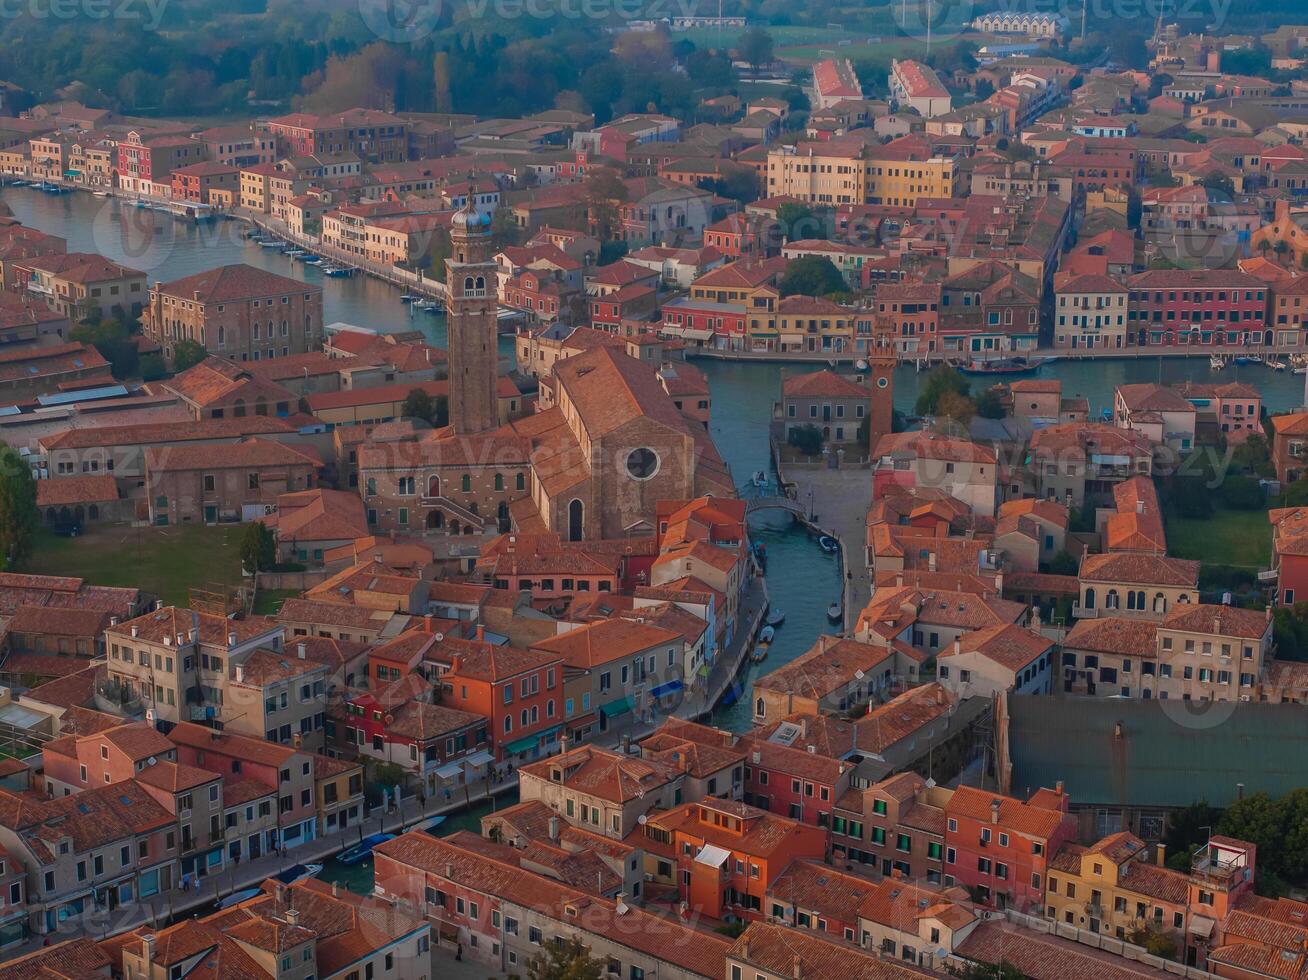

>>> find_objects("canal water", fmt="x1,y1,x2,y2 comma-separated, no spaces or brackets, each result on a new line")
7,186,1306,734
318,788,521,895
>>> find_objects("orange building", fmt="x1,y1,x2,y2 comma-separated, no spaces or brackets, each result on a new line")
640,798,827,921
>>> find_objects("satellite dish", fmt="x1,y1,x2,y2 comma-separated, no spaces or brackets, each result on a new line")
434,632,445,642
146,756,157,766
638,814,648,824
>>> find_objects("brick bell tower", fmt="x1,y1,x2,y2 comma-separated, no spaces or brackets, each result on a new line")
867,311,897,458
445,197,498,436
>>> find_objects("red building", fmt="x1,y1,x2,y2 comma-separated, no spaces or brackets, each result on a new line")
659,297,748,350
1126,269,1268,347
740,732,851,828
874,281,941,356
702,214,779,259
590,283,657,330
944,784,1075,912
117,132,206,187
641,798,827,921
424,629,564,763
501,270,568,325
1270,505,1308,606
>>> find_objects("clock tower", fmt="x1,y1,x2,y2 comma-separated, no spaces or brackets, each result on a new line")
868,311,897,457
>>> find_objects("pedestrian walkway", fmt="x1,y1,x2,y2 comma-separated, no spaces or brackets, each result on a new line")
18,775,518,953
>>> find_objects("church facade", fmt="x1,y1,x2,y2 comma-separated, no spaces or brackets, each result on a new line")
356,202,732,541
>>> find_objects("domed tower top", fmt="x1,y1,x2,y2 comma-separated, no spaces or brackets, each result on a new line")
451,197,490,236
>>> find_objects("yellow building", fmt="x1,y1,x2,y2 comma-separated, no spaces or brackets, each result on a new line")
767,295,857,353
765,136,957,207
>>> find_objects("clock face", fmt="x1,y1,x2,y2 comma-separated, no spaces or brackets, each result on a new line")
877,376,890,388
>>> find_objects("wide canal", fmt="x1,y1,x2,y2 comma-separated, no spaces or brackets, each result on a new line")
6,187,1307,735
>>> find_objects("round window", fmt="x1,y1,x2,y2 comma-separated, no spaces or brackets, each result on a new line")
626,447,660,480
876,376,889,388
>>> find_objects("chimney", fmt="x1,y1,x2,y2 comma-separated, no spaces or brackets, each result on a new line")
953,638,961,656
445,862,454,879
990,800,1000,824
1055,779,1064,794
235,664,244,683
142,934,157,964
1156,843,1167,867
793,954,803,979
131,625,139,638
228,631,236,647
1136,498,1144,513
286,907,299,928
549,815,560,842
297,642,306,659
476,624,485,642
332,881,340,897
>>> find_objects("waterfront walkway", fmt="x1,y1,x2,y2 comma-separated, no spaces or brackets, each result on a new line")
18,775,518,951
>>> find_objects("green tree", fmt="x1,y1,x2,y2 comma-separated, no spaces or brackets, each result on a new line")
1218,792,1286,884
914,365,970,416
1198,173,1236,198
433,50,452,114
239,520,276,575
584,166,629,243
401,388,436,424
948,961,1028,980
0,446,37,566
738,28,774,72
172,340,207,373
778,256,845,297
776,202,826,241
1127,924,1178,960
1163,801,1220,861
521,935,605,980
936,389,976,427
139,353,167,381
72,314,139,379
1047,550,1078,576
787,423,824,456
974,387,1005,419
1231,433,1273,477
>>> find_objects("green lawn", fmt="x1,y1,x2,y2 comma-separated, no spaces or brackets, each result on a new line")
1166,508,1273,569
21,524,246,607
252,588,301,616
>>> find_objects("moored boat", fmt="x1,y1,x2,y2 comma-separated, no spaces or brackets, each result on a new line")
337,833,395,865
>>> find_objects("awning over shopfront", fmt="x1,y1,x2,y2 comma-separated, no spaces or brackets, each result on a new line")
599,697,633,719
434,761,464,781
650,679,684,699
461,749,494,769
503,733,540,755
